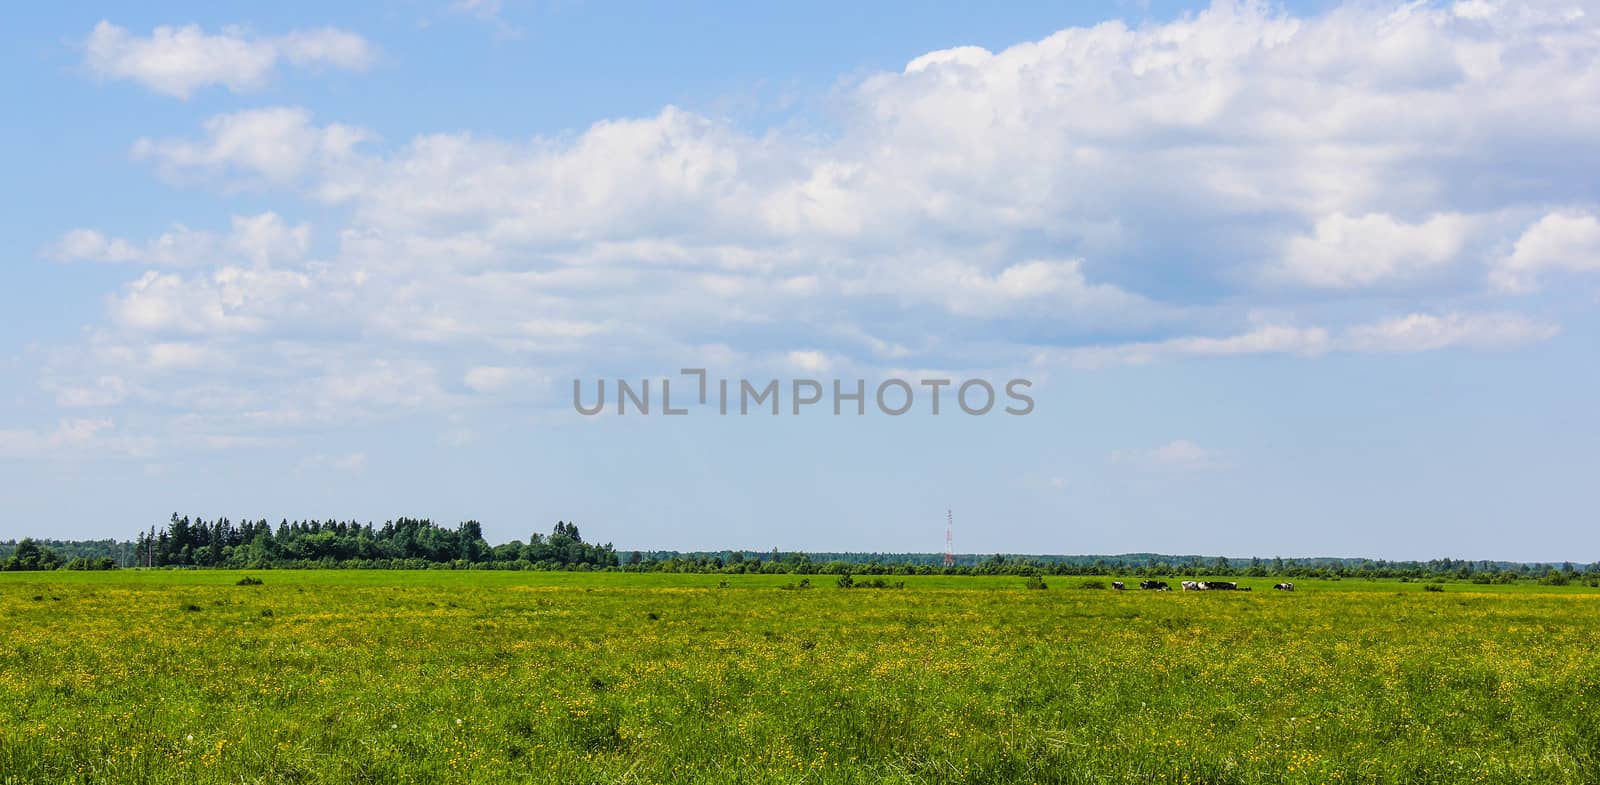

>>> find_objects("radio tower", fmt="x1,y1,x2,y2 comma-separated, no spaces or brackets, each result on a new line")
944,509,955,567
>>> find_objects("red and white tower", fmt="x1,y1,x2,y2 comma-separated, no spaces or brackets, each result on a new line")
944,509,955,567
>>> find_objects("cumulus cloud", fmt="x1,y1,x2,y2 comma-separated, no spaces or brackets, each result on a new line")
83,21,374,98
49,213,310,267
37,1,1600,452
1493,210,1600,292
1273,212,1472,288
133,108,370,185
900,259,1161,321
108,266,318,335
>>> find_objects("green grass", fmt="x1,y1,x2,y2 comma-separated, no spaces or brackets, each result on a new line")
3,571,1599,783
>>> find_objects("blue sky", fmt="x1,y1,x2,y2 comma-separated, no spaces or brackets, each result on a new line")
2,0,1598,561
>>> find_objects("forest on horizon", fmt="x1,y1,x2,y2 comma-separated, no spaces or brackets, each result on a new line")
2,515,1597,584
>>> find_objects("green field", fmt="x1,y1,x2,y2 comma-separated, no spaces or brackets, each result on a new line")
3,572,1599,784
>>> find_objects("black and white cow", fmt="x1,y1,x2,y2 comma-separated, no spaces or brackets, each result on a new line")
1139,580,1170,591
1112,581,1125,590
1274,582,1295,591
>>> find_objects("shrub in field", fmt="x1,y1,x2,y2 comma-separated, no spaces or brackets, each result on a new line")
1024,575,1048,590
235,576,264,586
1423,584,1444,593
63,557,116,570
836,574,854,589
1078,579,1106,590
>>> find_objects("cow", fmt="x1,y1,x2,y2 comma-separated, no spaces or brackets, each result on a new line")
1112,581,1125,590
1181,580,1201,591
1139,580,1170,591
1274,582,1295,591
1204,581,1239,591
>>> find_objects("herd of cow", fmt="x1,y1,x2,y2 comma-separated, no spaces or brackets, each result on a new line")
1109,580,1296,592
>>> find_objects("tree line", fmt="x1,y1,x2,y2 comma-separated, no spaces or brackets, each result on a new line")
111,516,618,570
0,538,118,571
2,520,1597,584
625,551,1600,585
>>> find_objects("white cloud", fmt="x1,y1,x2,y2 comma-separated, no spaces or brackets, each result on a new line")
108,266,317,335
133,1,1600,248
0,418,152,459
133,0,1600,294
37,1,1600,452
1341,312,1559,352
49,212,310,267
48,229,146,264
1493,210,1600,292
1112,440,1226,470
892,259,1160,321
784,350,833,374
83,21,374,99
48,376,128,408
146,342,230,370
1274,212,1471,288
304,360,447,415
229,213,315,265
1046,311,1556,367
1452,1,1497,21
1049,324,1333,368
133,108,370,185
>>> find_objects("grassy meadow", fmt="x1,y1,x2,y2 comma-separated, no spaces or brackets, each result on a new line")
3,571,1599,784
